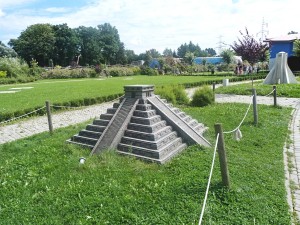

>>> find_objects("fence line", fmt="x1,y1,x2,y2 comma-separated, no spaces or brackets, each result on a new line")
263,88,275,97
223,95,254,134
0,106,46,125
198,133,219,225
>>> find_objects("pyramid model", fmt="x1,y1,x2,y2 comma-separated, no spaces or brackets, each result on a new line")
67,85,211,164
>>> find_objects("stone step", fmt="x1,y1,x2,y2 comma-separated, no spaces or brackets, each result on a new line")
66,139,94,149
79,129,102,139
118,137,185,159
86,124,106,133
136,104,152,111
127,121,167,133
130,115,161,125
100,113,114,120
117,141,187,164
120,131,178,150
133,109,156,118
71,135,98,146
107,108,117,114
93,119,109,126
124,126,173,141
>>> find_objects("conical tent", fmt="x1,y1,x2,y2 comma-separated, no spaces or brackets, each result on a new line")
263,51,297,84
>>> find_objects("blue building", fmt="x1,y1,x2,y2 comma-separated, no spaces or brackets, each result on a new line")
265,34,300,69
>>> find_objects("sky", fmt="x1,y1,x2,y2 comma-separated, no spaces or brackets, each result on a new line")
0,0,299,54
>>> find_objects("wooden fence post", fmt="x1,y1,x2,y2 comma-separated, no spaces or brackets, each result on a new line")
214,123,230,188
46,101,53,134
273,85,277,107
212,82,216,92
252,88,258,126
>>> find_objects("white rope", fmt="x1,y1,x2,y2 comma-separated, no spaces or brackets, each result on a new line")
223,95,254,134
263,88,275,97
198,133,219,225
51,105,82,109
0,106,46,124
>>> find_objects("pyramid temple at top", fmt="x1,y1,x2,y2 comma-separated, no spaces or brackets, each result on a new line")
67,85,211,164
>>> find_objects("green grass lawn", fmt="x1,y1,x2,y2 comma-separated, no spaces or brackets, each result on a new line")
216,80,300,97
0,103,292,224
0,75,229,117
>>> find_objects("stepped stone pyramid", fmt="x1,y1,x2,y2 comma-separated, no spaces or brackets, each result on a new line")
67,85,211,164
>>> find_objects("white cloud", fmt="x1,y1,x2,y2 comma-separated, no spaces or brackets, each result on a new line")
45,7,69,13
0,0,299,54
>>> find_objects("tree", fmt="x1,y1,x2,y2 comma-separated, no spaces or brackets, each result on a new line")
205,48,217,56
97,23,125,65
74,26,103,66
124,50,138,64
163,48,173,57
0,41,17,57
9,23,55,66
220,49,234,74
293,39,300,57
146,49,161,58
184,51,195,65
52,24,80,67
231,28,268,65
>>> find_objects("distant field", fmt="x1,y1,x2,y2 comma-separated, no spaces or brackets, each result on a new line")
0,76,228,115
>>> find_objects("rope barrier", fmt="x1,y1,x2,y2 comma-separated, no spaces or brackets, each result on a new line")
263,88,275,97
198,133,219,225
0,106,46,125
223,95,254,134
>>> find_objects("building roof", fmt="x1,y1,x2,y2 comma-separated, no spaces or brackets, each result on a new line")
265,34,300,42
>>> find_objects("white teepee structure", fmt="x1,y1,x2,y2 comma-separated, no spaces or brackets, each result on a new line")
263,52,297,84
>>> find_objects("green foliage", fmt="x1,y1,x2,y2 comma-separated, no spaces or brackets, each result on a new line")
106,66,135,77
41,68,99,79
9,23,55,67
0,104,292,224
155,85,189,105
0,57,29,78
0,70,7,78
293,39,300,57
191,86,215,107
155,86,177,104
140,66,159,75
0,41,17,57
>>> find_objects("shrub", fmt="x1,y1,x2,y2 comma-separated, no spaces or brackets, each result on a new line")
140,66,159,76
172,85,190,105
0,70,7,78
155,86,177,104
41,68,97,79
191,86,215,107
106,66,135,77
0,57,29,78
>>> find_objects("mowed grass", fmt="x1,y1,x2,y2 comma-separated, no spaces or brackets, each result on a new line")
0,75,228,115
0,103,292,224
216,78,300,97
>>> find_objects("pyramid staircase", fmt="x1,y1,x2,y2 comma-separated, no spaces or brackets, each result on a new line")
67,85,211,164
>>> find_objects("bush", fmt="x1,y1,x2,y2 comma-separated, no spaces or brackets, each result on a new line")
0,57,29,78
0,70,7,78
106,66,134,77
155,86,177,104
172,85,190,105
191,86,215,107
140,66,159,76
41,68,98,79
155,85,189,105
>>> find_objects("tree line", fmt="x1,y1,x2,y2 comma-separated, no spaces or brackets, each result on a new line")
3,22,218,68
